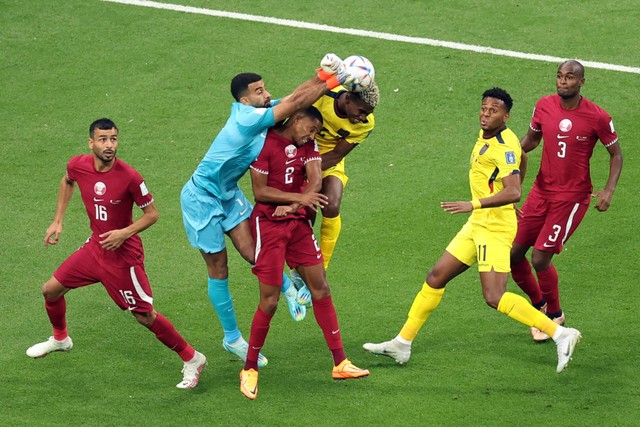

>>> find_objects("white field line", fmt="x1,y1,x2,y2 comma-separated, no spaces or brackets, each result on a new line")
102,0,640,75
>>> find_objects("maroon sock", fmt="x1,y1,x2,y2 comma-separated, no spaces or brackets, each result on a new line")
149,313,194,362
244,307,273,371
312,295,346,366
511,258,544,306
45,298,68,341
537,265,561,314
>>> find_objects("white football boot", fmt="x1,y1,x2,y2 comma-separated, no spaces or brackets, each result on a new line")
363,338,411,365
26,336,73,358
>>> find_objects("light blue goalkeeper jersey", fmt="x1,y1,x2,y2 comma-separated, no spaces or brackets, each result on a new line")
190,100,279,201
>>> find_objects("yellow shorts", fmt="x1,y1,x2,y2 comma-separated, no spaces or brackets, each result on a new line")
322,158,349,187
445,221,515,273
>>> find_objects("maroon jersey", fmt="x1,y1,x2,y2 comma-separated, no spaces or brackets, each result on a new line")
250,129,321,220
66,155,154,267
530,94,618,203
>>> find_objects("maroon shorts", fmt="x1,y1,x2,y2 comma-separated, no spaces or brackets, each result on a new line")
251,216,323,286
53,243,154,312
514,190,589,254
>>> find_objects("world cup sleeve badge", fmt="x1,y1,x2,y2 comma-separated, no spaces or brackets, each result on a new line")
505,151,516,164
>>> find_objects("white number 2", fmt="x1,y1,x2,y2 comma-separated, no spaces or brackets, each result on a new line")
557,141,566,158
94,204,108,221
311,232,320,252
284,166,294,184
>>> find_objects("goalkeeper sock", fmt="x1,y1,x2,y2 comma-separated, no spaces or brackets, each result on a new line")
207,277,241,344
320,215,341,269
281,273,293,293
399,282,445,342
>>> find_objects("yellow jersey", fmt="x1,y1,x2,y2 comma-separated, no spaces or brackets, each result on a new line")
468,127,521,232
313,87,375,155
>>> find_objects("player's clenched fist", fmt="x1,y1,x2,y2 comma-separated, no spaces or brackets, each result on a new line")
320,53,343,75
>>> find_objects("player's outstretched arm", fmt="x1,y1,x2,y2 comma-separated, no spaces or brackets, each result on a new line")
441,173,522,215
592,141,623,212
272,54,348,123
44,175,75,246
272,76,331,123
520,128,542,154
98,202,159,251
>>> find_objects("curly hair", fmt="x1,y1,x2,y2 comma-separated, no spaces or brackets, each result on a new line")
353,80,379,109
482,87,513,112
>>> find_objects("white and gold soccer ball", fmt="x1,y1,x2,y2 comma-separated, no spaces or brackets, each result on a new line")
342,55,375,92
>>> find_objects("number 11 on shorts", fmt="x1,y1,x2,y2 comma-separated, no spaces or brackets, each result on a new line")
477,244,487,262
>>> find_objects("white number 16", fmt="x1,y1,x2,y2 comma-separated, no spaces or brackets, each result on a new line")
95,204,108,221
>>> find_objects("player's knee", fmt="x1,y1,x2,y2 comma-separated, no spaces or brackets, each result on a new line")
260,299,278,315
206,262,228,279
311,289,330,301
425,269,444,288
482,291,502,309
202,252,229,279
483,296,500,309
309,282,331,300
510,252,523,266
531,254,552,272
42,278,66,300
322,202,340,218
41,286,56,300
133,310,156,327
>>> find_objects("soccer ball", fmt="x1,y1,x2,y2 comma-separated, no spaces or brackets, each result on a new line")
342,55,375,92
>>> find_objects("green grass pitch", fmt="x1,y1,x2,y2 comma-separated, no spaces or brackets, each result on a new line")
2,1,639,425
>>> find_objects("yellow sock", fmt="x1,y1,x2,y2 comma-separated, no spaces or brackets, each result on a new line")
320,215,341,269
497,292,559,337
399,282,445,342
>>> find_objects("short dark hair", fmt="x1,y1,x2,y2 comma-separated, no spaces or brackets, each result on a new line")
230,73,262,101
482,87,513,112
89,118,118,137
278,106,323,131
559,60,585,78
299,105,323,124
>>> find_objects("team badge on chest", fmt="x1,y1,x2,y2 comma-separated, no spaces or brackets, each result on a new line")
94,181,107,196
558,119,573,132
285,144,297,158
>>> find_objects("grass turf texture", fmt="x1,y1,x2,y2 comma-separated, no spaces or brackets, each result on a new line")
2,0,639,425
